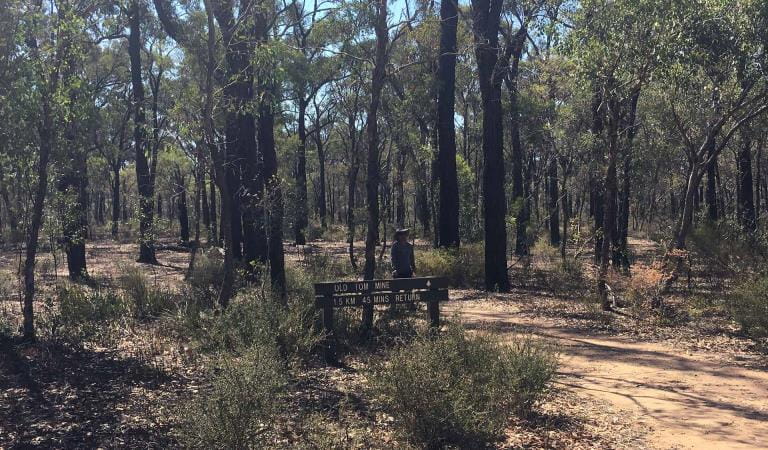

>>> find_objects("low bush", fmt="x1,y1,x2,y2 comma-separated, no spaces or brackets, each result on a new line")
728,276,768,340
370,325,557,448
41,284,131,342
416,243,484,287
179,344,287,449
188,285,320,365
186,251,225,309
625,263,665,310
119,267,177,319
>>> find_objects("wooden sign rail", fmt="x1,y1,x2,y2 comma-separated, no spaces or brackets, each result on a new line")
314,277,449,364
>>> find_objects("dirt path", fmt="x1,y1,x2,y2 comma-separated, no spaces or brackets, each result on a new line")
449,299,768,450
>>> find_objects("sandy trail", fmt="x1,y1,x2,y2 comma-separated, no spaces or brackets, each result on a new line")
449,300,768,450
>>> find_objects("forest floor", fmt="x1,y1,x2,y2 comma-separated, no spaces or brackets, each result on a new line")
0,235,767,448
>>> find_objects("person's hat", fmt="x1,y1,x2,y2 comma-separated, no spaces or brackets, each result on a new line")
394,228,410,237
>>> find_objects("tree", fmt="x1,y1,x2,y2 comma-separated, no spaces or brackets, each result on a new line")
470,0,510,292
128,0,159,264
436,0,460,248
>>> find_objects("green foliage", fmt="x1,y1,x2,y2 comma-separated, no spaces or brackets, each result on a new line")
178,345,287,449
119,267,177,319
185,285,320,365
690,220,768,275
185,252,225,310
729,276,768,340
41,284,130,343
416,244,484,288
370,325,557,448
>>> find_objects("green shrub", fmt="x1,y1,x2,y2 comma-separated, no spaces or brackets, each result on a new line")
186,252,225,308
41,284,131,342
119,267,177,319
179,344,287,449
371,325,557,448
729,276,768,340
191,286,320,364
417,243,484,287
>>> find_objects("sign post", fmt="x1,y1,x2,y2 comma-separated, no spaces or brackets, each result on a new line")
314,277,449,364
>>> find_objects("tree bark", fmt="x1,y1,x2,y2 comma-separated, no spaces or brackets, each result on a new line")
111,163,120,237
598,96,620,310
471,0,509,292
505,29,528,256
256,5,286,298
436,0,460,247
362,0,389,332
617,89,640,270
547,156,561,246
738,125,756,232
294,97,309,244
129,0,158,264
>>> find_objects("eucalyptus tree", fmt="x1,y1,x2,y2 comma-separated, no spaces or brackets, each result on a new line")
656,0,768,290
284,0,343,244
569,0,664,307
436,0,460,247
20,0,97,339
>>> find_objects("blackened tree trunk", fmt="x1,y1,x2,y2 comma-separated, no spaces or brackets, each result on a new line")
756,140,762,227
394,138,407,229
437,0,460,248
705,140,719,222
256,5,286,298
362,0,389,332
347,154,359,270
201,170,210,231
548,157,560,246
471,0,509,292
590,89,605,264
598,96,620,310
58,149,89,279
294,97,309,244
617,90,640,269
505,28,528,256
209,169,218,242
259,94,286,297
738,125,756,231
129,1,157,264
176,171,190,244
316,128,328,228
111,162,120,237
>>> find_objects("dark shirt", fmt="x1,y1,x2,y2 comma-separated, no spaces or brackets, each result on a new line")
391,241,415,276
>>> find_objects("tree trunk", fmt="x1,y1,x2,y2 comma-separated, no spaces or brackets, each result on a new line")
259,94,286,297
111,163,120,237
347,156,359,270
504,29,528,256
362,0,388,332
590,89,605,264
548,157,561,246
737,125,756,231
437,0,460,248
129,0,158,265
294,97,309,244
201,170,210,232
472,0,509,292
598,96,620,310
23,87,54,342
59,149,89,280
617,90,640,270
705,140,719,222
209,169,218,243
177,174,190,244
316,130,327,228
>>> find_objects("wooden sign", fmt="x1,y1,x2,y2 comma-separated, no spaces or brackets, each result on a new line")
315,289,449,308
313,276,448,296
313,276,449,365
